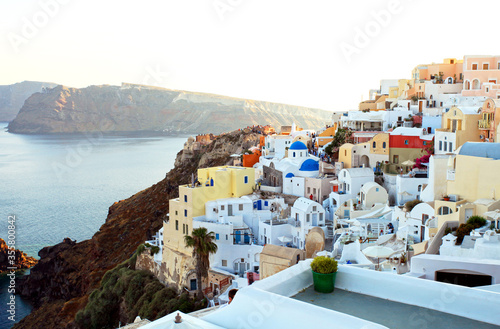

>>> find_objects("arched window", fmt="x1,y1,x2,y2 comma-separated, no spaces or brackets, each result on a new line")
472,79,480,90
464,80,470,90
373,141,376,148
438,206,453,215
382,142,386,148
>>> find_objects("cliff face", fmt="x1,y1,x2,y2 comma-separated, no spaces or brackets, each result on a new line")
14,129,263,329
0,81,58,122
0,238,38,272
8,83,331,134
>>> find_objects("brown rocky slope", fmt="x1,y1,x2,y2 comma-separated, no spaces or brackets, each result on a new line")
0,238,38,272
8,83,331,134
14,128,263,329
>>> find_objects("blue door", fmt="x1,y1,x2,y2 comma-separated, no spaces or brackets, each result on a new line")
190,279,197,291
235,230,241,244
244,233,250,244
257,200,262,210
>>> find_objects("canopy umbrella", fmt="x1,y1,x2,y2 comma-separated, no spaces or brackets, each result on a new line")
230,154,241,157
483,209,500,220
401,160,416,166
277,236,293,245
362,245,396,270
398,191,413,196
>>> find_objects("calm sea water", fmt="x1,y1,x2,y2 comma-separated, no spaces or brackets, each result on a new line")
0,122,187,328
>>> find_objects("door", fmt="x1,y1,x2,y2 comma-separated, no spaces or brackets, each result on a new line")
228,204,233,216
343,209,350,218
190,279,197,291
465,209,473,220
235,230,241,244
244,233,250,244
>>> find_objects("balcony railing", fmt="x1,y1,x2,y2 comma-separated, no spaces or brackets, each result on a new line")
478,119,491,129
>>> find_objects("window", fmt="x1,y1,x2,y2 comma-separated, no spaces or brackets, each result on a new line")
184,209,187,217
373,141,376,148
293,152,296,157
382,142,386,149
306,214,310,222
404,140,409,145
439,140,442,151
486,87,490,93
186,225,188,234
376,188,379,192
226,234,228,240
498,62,500,70
216,233,219,240
423,141,427,145
183,224,185,234
175,210,178,216
438,206,452,215
483,63,489,70
307,187,311,194
319,213,323,221
239,204,243,211
344,150,347,156
418,185,422,192
313,188,316,194
222,260,227,267
444,142,447,152
221,205,225,211
264,228,266,234
313,206,317,211
244,176,248,184
449,142,452,151
175,220,179,231
264,201,268,206
460,73,463,80
472,63,478,70
440,102,443,107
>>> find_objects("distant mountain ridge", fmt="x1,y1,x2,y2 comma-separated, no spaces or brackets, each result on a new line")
8,83,332,134
0,81,58,121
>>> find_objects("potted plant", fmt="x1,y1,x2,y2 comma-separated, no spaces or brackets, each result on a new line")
311,256,338,293
443,195,450,201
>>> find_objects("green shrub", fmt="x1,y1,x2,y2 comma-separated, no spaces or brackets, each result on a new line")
310,256,338,274
466,216,487,229
456,223,474,245
404,199,422,212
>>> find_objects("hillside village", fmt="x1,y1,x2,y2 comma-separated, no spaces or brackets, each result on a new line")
130,55,500,328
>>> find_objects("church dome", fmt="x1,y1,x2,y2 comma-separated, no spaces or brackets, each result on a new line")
290,141,307,150
299,159,319,171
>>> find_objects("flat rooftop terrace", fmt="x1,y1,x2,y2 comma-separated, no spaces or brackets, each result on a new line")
293,287,498,329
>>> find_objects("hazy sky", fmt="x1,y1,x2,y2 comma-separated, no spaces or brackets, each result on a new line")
1,0,498,111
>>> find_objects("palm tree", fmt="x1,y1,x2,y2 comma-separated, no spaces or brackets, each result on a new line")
184,227,218,299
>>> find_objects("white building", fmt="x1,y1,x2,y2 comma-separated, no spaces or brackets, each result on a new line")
330,167,374,208
259,198,327,250
262,134,294,159
192,197,286,275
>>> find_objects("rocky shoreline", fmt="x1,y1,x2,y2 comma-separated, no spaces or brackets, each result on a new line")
0,238,38,273
13,128,263,329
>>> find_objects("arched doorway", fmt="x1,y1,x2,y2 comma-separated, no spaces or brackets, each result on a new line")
360,155,370,168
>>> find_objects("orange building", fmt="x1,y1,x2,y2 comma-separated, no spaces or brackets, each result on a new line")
243,149,261,168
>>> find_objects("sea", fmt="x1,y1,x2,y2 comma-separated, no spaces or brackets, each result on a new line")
0,122,188,328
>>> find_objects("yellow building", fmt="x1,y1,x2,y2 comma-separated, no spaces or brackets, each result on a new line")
478,98,500,142
430,142,500,233
315,125,337,147
338,143,355,168
435,106,481,154
370,133,389,156
163,166,255,288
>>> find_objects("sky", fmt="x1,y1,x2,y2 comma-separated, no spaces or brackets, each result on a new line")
0,0,499,111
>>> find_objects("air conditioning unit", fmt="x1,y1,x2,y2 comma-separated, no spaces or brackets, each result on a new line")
448,194,458,202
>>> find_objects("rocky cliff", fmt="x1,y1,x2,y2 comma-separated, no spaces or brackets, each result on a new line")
0,238,38,272
0,81,58,122
14,128,263,329
8,83,331,134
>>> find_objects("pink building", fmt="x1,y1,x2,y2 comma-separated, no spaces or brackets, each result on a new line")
462,55,500,98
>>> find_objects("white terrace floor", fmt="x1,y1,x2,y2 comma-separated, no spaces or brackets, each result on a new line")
293,287,499,329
